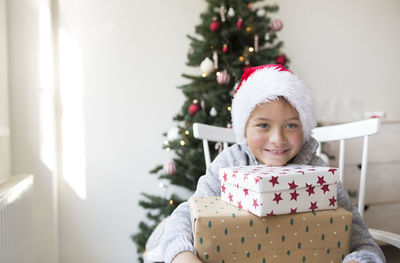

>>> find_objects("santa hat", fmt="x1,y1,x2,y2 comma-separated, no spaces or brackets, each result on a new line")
231,64,316,145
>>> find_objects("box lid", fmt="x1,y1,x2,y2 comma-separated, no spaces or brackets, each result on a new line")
219,164,338,193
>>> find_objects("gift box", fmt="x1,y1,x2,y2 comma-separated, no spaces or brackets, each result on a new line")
219,165,339,216
190,196,352,263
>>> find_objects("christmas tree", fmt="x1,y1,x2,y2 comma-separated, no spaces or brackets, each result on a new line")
132,0,288,261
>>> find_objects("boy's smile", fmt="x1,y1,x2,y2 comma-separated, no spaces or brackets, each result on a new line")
245,98,303,166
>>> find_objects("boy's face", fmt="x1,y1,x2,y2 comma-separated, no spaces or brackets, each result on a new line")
245,99,303,166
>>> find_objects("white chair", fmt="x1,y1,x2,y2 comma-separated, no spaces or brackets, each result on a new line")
193,119,400,249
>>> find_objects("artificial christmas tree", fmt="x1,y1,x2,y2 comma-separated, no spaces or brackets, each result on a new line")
131,1,289,262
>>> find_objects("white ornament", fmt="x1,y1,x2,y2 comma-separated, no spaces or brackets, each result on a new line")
210,107,217,117
200,57,214,75
167,126,180,141
256,8,266,17
227,7,235,17
265,33,270,41
163,160,176,175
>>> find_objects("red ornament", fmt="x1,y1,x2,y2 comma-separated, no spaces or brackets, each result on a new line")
210,18,222,32
276,54,287,65
217,70,231,85
222,44,228,53
236,18,243,30
188,103,201,115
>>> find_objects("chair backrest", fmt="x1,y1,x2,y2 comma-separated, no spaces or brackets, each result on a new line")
193,118,380,218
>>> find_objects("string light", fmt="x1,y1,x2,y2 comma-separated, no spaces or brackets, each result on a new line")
227,106,232,111
239,56,244,62
169,200,174,205
216,71,221,76
246,27,252,32
193,99,198,104
185,130,190,135
159,182,165,188
248,47,254,52
166,147,171,152
180,140,185,146
201,73,207,78
163,140,169,146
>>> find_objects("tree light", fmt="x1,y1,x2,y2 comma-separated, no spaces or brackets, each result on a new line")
180,140,185,146
216,71,221,76
249,47,254,52
201,73,207,77
185,130,189,135
166,147,170,152
227,106,232,111
163,140,169,146
169,200,174,205
239,56,244,62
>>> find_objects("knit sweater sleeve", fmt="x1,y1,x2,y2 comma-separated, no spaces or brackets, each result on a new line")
161,144,248,263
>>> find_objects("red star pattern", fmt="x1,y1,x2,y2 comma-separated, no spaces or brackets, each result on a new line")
329,196,337,206
317,176,326,185
267,210,274,216
221,184,226,193
306,183,315,196
223,173,227,181
273,193,283,204
243,174,249,180
308,168,315,171
236,183,239,189
232,172,237,178
290,208,297,214
328,168,337,175
309,201,318,211
243,188,249,196
290,190,300,201
237,201,243,209
269,176,279,187
288,180,298,189
228,192,233,203
254,175,262,184
321,184,330,194
252,198,259,209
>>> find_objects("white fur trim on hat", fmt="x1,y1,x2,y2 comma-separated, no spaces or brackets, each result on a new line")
231,64,316,145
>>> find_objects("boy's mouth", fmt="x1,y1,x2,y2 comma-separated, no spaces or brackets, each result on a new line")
264,149,289,155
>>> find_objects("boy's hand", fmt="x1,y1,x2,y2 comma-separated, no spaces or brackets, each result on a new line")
172,251,202,263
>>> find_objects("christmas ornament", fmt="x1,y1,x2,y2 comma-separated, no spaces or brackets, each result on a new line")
276,54,287,65
201,100,206,114
210,18,222,32
189,103,201,115
264,32,270,41
200,57,214,75
219,5,226,22
236,18,243,30
227,7,235,17
215,142,223,153
216,70,231,85
271,19,283,32
222,44,228,53
167,127,180,141
210,107,217,117
213,51,218,69
254,34,259,51
256,8,266,17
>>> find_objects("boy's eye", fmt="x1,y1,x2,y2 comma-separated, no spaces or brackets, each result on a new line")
258,123,269,128
286,123,299,129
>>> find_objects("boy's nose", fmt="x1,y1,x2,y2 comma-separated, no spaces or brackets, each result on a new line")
268,128,286,145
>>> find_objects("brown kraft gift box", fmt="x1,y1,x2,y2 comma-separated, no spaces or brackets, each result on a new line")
190,196,352,263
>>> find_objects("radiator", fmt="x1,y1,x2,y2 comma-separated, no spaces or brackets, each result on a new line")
0,175,34,263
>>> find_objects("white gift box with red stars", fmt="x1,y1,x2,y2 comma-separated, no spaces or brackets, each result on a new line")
219,165,338,217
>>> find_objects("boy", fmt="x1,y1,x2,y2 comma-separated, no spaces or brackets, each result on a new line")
161,64,385,263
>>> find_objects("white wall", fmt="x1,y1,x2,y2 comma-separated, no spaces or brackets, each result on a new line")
271,0,400,122
7,0,58,262
0,0,10,182
6,0,400,262
56,0,205,262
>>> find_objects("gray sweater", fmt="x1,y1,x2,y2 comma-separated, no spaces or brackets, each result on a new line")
160,138,385,263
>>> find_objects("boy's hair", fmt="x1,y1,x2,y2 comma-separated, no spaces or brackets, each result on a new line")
231,64,316,145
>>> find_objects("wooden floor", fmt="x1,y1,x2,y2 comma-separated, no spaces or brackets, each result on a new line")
381,245,400,263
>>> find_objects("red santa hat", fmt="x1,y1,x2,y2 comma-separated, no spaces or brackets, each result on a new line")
231,64,316,145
